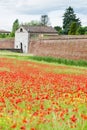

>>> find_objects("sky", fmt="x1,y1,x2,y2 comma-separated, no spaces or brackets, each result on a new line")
0,0,87,31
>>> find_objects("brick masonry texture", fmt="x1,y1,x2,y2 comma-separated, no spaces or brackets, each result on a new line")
0,38,87,60
0,39,14,48
29,39,87,60
0,39,22,53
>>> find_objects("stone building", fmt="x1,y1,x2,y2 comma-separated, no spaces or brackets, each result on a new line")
15,25,57,53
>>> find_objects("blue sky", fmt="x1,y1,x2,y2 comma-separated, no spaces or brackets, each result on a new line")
0,0,87,30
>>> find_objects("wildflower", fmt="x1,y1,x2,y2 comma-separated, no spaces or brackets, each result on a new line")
81,114,87,120
70,115,77,123
11,123,17,128
22,118,28,123
30,128,36,130
20,126,26,130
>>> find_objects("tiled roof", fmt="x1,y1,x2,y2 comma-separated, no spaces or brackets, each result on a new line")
21,25,57,33
0,30,10,33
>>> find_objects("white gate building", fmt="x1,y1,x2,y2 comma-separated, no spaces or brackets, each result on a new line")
15,25,57,53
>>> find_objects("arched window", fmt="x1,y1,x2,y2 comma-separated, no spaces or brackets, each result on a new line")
20,28,23,32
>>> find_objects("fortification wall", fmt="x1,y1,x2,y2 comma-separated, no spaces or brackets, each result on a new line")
29,37,87,60
0,39,14,48
0,36,87,60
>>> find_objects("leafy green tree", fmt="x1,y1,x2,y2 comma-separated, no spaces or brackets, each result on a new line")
54,26,63,34
0,34,5,38
76,26,87,35
84,26,87,34
12,19,20,36
63,6,81,34
22,20,41,26
76,27,85,35
40,15,50,26
68,22,79,35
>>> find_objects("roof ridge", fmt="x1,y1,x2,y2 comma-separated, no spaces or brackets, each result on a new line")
20,25,57,33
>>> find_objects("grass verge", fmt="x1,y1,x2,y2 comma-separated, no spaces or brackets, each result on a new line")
0,51,87,67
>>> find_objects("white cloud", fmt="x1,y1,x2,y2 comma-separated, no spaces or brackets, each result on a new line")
0,0,87,30
48,10,64,27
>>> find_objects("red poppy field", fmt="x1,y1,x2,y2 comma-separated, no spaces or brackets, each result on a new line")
0,57,87,130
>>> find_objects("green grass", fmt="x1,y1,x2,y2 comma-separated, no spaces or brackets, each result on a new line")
0,51,87,67
27,56,87,67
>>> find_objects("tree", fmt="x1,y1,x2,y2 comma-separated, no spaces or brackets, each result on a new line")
68,22,79,35
22,20,41,26
84,26,87,34
54,26,63,34
76,27,85,35
40,15,50,26
12,19,20,36
63,6,81,34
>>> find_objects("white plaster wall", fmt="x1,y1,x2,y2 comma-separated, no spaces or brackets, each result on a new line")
15,27,29,53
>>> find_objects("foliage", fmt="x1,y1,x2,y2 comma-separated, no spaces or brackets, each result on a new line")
12,19,20,36
54,26,63,34
40,15,50,26
21,20,41,26
76,27,85,35
0,33,8,38
63,6,81,34
84,26,87,34
9,32,15,37
0,33,13,39
27,56,87,67
76,26,87,35
68,22,79,35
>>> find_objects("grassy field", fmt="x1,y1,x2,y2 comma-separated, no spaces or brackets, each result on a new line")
0,51,87,130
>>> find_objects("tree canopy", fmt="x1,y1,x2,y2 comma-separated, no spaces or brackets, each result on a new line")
22,20,41,26
12,19,20,36
68,22,79,35
54,26,63,34
63,6,81,34
40,15,50,26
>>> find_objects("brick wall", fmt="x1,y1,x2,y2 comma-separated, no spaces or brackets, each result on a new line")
0,39,14,48
29,38,87,60
0,37,87,60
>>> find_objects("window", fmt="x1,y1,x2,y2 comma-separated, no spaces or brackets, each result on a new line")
20,28,23,32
